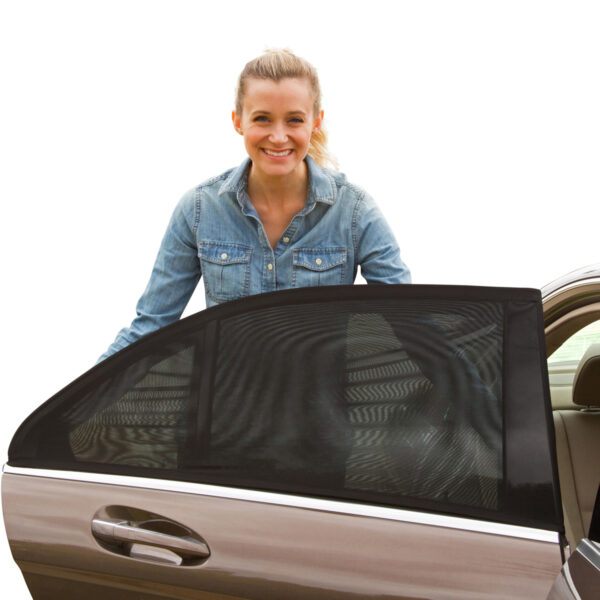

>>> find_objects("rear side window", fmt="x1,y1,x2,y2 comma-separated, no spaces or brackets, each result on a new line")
548,319,600,365
9,285,561,531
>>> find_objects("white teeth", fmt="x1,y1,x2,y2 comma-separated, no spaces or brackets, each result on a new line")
264,149,292,157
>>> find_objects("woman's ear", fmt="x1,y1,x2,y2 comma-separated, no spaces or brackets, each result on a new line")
232,111,243,135
313,109,325,133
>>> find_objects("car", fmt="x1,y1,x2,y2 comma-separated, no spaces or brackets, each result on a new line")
2,269,600,599
540,264,600,598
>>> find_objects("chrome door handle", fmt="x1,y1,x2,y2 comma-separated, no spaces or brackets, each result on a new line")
92,517,210,559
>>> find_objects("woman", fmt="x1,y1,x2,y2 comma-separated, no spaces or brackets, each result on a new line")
99,49,410,361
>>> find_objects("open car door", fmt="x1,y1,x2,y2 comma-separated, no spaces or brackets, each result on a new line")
3,285,565,599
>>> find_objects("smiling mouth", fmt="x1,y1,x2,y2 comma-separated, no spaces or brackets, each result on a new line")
262,149,293,157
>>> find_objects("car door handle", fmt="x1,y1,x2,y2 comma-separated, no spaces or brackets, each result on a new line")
92,517,210,559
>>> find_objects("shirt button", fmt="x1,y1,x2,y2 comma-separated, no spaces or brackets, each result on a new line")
267,263,273,271
315,258,323,265
220,253,228,260
283,237,290,243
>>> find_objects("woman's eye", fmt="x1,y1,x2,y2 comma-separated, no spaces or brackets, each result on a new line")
290,117,304,123
253,116,268,122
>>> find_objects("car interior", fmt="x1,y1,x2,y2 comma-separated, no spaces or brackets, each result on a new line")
549,324,600,553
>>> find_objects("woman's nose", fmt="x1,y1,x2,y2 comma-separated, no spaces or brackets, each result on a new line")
268,123,288,143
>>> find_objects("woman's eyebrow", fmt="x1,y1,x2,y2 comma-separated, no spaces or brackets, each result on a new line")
249,109,308,116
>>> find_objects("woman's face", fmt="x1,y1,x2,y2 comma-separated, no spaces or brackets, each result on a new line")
232,77,323,182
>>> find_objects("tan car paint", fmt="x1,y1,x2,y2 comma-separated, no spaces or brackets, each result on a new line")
3,472,562,600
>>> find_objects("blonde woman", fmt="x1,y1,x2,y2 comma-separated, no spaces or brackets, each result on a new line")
100,49,410,360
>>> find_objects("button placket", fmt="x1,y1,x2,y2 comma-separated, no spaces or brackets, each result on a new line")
262,246,276,292
276,215,301,255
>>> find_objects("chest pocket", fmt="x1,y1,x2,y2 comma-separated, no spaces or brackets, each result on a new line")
292,247,347,289
198,242,252,303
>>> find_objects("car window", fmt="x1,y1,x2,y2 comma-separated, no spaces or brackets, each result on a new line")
8,285,562,532
548,319,600,365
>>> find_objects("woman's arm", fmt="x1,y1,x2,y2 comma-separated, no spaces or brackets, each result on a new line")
97,188,202,362
354,192,411,284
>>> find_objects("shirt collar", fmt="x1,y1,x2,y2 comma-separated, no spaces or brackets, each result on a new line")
218,155,336,208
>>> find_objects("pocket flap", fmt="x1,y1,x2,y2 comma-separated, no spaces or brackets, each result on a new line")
198,242,252,265
293,248,347,272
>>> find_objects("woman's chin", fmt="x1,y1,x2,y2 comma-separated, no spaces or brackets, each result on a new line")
254,156,302,178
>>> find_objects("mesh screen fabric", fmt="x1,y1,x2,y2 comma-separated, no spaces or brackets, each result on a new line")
69,346,197,470
8,285,560,530
67,299,503,510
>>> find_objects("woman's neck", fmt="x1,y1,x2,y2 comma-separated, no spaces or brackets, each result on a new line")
246,161,308,208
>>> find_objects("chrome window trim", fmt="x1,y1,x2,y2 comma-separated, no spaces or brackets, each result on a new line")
577,539,600,569
541,264,600,301
3,464,559,544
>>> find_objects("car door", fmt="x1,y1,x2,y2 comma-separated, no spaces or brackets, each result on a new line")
2,284,564,599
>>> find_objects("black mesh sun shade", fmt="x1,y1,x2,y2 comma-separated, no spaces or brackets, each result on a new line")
9,285,562,531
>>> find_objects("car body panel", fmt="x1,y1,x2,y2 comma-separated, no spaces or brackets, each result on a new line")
3,470,562,600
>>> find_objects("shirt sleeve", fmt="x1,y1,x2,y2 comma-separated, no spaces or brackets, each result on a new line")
97,188,202,362
354,192,412,284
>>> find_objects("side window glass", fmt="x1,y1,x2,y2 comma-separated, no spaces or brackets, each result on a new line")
69,346,197,469
548,319,600,365
548,320,600,407
8,288,560,531
208,305,503,512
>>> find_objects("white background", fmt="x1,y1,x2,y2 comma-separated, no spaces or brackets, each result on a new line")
1,1,599,597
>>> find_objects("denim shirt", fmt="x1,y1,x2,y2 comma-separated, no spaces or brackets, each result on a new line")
99,155,410,360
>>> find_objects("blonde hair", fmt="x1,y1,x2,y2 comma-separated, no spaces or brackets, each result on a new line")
235,48,338,170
